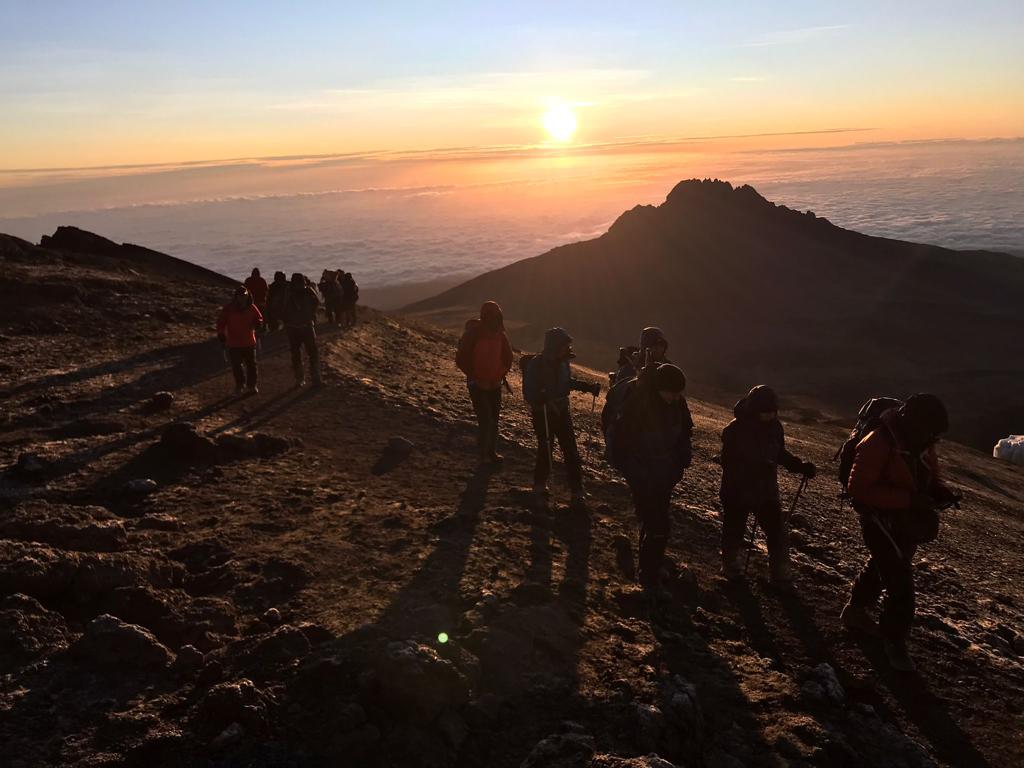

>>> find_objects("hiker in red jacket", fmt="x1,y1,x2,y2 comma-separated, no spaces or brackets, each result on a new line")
216,285,264,395
456,301,513,465
244,268,269,314
841,393,958,672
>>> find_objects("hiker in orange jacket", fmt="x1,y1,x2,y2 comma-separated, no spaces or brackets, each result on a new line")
840,393,958,672
216,285,264,395
456,301,513,465
244,268,269,314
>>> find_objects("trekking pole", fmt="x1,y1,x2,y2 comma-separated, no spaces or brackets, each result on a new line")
784,476,809,526
583,392,597,466
743,515,759,575
542,403,554,473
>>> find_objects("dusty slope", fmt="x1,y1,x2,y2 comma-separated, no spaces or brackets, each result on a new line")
1,232,1023,767
403,179,1024,452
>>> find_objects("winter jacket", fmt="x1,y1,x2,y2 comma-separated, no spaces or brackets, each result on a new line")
282,286,320,329
267,278,289,316
523,327,590,409
618,378,693,489
848,410,946,512
720,399,803,509
456,303,513,390
216,302,263,348
244,276,269,307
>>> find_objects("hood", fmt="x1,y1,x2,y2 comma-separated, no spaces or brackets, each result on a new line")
733,384,778,419
896,393,948,451
480,301,504,331
543,327,573,357
639,326,667,352
273,272,287,283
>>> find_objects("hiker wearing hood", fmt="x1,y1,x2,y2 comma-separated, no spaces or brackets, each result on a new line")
244,268,269,313
841,394,957,672
615,327,670,383
266,271,289,331
522,327,600,505
282,272,322,386
617,363,693,591
719,385,815,583
455,301,514,465
319,270,343,324
216,285,264,394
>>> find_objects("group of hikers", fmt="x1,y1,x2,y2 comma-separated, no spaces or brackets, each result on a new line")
215,267,360,393
456,301,960,674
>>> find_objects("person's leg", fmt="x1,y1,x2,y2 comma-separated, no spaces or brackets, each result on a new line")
553,407,583,494
305,327,322,383
468,385,490,460
720,504,749,575
635,481,671,587
242,347,258,390
850,515,886,609
756,500,790,582
227,348,245,390
485,388,502,460
531,407,553,490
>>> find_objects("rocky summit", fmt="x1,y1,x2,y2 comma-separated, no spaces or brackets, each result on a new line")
0,226,1022,767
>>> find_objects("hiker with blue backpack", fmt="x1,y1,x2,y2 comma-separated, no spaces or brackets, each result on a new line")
838,393,959,672
605,360,693,596
719,386,816,585
522,328,600,507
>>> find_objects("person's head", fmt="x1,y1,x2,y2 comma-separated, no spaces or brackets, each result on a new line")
232,285,252,308
251,268,260,278
290,273,306,290
617,346,638,369
480,301,504,332
639,327,669,363
543,327,574,360
898,393,948,451
273,271,286,282
743,385,779,422
654,363,686,403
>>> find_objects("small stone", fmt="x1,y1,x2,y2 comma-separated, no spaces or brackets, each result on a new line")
150,391,175,411
125,478,158,495
262,607,282,626
211,721,244,749
172,644,204,677
73,614,173,669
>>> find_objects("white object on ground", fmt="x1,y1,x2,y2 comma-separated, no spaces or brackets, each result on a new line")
993,435,1024,465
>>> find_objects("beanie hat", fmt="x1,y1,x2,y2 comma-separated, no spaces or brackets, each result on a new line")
745,385,779,414
654,363,686,393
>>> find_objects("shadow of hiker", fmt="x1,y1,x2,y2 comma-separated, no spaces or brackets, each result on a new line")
372,439,415,476
723,580,790,669
852,636,995,768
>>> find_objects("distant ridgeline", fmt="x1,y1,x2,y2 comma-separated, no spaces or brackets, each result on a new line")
405,179,1024,450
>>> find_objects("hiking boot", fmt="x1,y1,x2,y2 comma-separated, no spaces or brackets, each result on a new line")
570,491,588,510
295,378,306,389
641,581,673,608
234,383,245,395
883,639,917,673
312,376,324,387
840,602,881,636
488,452,504,464
247,385,259,395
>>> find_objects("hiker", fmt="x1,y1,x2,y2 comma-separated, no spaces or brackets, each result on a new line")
266,271,289,331
319,270,343,324
282,272,322,386
615,363,693,593
719,386,815,584
455,301,513,465
244,268,269,315
216,285,264,395
840,394,958,672
522,328,600,506
615,327,670,383
340,272,359,327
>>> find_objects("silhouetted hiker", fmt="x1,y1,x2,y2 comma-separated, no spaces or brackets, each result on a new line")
319,270,343,325
340,272,359,327
456,301,513,466
282,272,322,387
616,363,692,596
615,327,670,383
719,385,815,585
522,328,600,508
244,268,269,315
266,271,288,331
216,285,264,395
841,393,958,672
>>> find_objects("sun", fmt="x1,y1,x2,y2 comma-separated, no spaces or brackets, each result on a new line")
542,102,577,142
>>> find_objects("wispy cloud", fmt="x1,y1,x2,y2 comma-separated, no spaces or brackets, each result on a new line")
741,25,849,48
730,76,768,83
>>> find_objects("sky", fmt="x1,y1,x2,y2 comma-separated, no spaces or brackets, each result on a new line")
2,1,1022,171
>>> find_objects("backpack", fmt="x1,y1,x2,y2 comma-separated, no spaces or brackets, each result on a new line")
519,353,541,405
601,372,640,471
455,319,480,377
835,396,903,494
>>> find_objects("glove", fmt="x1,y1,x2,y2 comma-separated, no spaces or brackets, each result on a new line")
800,461,817,479
217,333,227,346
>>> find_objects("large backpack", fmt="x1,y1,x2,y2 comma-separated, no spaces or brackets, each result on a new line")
601,372,640,471
519,353,542,405
455,319,480,377
835,396,903,494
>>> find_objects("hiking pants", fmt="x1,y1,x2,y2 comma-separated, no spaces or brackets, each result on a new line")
850,511,918,643
228,347,258,389
531,403,582,492
286,326,320,382
629,477,673,587
721,501,789,577
469,384,501,459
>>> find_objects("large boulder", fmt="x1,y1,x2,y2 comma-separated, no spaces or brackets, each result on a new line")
72,614,174,669
369,640,472,722
0,502,127,552
193,678,273,739
521,732,596,768
0,593,71,668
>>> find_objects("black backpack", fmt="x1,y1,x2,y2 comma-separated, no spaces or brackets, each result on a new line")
835,396,903,494
601,374,641,472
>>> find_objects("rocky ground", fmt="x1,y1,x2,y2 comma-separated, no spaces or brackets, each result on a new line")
1,231,1022,767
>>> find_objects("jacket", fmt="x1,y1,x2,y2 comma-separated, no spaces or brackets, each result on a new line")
456,303,513,389
523,327,589,409
216,302,263,348
244,276,268,307
720,400,803,509
619,379,693,489
282,286,320,329
848,410,945,512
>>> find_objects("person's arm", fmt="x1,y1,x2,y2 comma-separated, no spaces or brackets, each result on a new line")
673,403,694,470
569,368,600,396
500,332,513,376
216,307,228,342
848,432,910,510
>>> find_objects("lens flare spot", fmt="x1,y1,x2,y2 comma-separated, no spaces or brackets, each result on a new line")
437,632,449,644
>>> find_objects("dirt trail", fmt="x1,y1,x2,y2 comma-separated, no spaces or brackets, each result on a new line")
1,300,1023,767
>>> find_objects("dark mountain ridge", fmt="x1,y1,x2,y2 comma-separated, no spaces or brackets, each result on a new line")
405,179,1024,449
